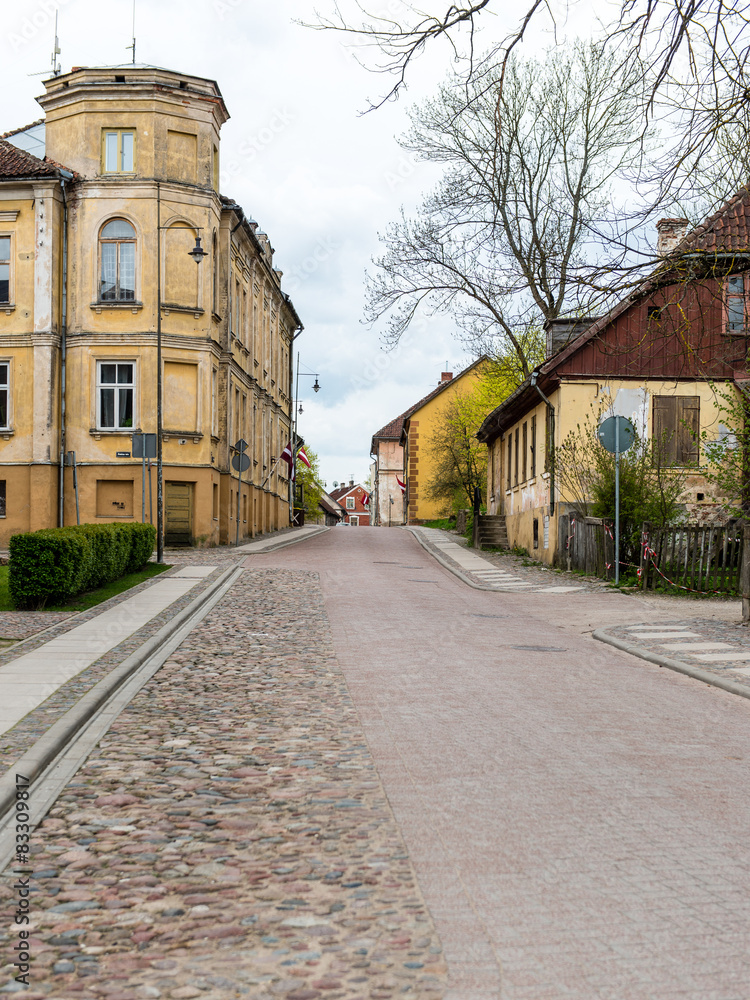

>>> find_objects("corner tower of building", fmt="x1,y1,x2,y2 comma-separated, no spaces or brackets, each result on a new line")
38,65,229,187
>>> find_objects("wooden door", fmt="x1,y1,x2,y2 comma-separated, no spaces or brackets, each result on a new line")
165,482,193,546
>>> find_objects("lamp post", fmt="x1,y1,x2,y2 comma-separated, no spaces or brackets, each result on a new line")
290,352,320,524
156,184,207,563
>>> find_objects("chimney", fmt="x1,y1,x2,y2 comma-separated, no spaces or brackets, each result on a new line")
440,372,453,384
656,218,689,256
349,479,354,487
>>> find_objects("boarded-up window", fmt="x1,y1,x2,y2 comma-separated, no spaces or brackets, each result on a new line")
165,223,199,308
522,421,528,481
514,427,519,486
652,395,700,466
530,415,536,477
164,361,198,431
96,480,134,517
167,130,197,184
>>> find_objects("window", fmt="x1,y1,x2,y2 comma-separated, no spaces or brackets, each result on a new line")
514,427,519,485
99,220,136,301
0,481,5,517
522,421,528,482
653,395,700,466
545,408,554,471
506,436,512,489
0,363,8,428
726,275,747,331
0,237,9,303
98,362,134,430
530,415,537,478
346,496,355,510
103,130,135,172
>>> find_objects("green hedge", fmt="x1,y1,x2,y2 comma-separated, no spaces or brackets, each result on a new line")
9,522,157,609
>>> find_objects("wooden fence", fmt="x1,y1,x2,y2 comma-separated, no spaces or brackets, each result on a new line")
640,520,746,594
558,513,615,580
558,513,749,596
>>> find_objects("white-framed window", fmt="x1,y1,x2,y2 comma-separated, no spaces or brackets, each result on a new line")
0,362,8,429
349,515,359,526
97,362,134,430
346,496,355,510
0,236,10,304
103,130,135,173
99,219,136,301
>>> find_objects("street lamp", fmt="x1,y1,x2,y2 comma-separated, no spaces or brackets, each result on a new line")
156,183,206,563
291,353,321,524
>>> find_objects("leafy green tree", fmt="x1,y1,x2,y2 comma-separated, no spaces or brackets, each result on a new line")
296,447,324,520
701,385,750,518
424,364,511,513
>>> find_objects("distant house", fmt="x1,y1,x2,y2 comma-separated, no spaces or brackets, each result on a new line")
477,206,750,563
370,412,408,526
317,490,346,526
329,480,371,526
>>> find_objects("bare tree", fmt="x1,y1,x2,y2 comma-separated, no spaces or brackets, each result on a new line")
364,41,645,379
307,2,750,211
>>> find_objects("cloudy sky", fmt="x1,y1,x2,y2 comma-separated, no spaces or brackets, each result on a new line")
0,0,580,488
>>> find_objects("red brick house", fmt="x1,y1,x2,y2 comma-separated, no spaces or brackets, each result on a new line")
329,480,371,526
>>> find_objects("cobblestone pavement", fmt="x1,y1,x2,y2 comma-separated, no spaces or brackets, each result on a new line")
0,558,241,773
0,567,446,1000
252,527,750,1000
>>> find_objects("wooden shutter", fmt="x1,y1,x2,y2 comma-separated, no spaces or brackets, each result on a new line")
653,395,677,465
677,396,700,465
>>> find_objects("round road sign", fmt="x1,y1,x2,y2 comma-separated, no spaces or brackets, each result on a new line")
597,415,636,454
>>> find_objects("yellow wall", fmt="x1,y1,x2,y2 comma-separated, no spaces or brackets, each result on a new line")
488,378,732,564
404,361,493,523
0,65,298,548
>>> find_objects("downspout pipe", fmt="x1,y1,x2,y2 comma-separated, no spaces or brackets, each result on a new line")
530,372,555,516
57,169,73,526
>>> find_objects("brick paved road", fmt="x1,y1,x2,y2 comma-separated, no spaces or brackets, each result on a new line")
255,527,750,1000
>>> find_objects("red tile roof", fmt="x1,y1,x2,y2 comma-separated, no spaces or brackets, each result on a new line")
677,185,750,253
0,138,59,178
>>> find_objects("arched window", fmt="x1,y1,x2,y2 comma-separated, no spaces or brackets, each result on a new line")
99,219,136,301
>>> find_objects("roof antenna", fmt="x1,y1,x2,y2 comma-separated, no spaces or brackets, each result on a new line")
28,10,61,77
125,0,136,64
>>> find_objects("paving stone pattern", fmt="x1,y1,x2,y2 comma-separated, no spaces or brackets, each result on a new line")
601,619,750,692
0,568,446,1000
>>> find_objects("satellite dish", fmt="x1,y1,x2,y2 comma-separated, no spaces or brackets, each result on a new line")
333,481,339,487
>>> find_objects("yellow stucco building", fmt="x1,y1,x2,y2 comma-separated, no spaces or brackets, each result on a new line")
0,64,301,547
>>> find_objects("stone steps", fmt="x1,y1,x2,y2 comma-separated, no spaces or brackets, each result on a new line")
476,514,509,550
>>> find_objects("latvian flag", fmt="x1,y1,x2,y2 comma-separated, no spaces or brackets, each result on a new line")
396,476,406,495
297,445,312,468
361,490,370,507
280,441,295,481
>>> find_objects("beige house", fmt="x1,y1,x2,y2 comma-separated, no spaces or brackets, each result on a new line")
477,208,750,563
0,63,301,547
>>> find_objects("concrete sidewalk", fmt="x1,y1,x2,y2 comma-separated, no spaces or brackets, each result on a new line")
0,566,218,736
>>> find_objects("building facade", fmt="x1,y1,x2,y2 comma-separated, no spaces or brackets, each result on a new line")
329,481,370,525
0,64,301,547
370,413,407,526
477,207,750,563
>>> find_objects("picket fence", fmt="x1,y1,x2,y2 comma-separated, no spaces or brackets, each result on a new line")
558,513,748,595
640,520,746,594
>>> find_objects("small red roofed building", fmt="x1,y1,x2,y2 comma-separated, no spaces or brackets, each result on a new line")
329,480,371,526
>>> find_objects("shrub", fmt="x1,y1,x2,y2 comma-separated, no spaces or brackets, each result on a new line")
9,522,157,609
